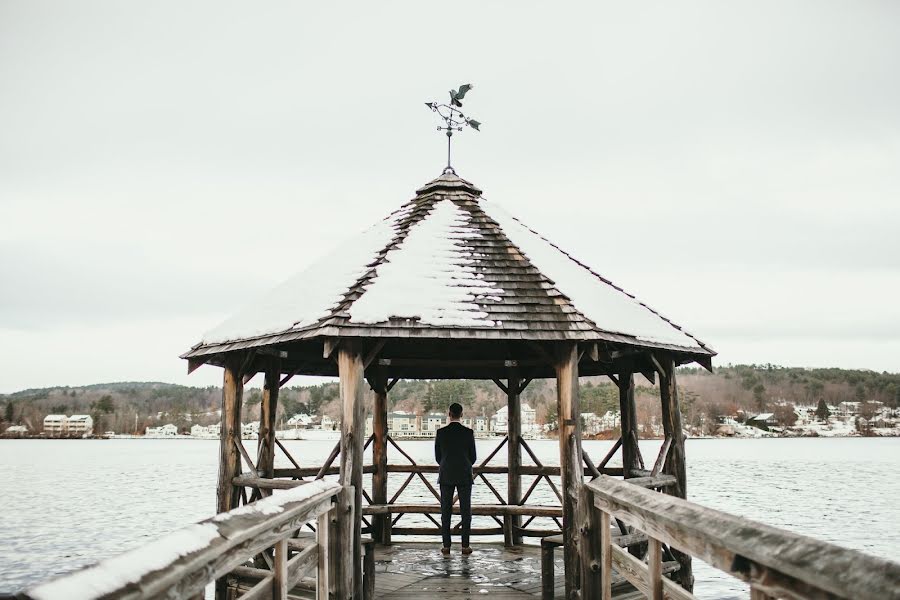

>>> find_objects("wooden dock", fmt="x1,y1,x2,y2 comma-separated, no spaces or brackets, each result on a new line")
372,542,652,600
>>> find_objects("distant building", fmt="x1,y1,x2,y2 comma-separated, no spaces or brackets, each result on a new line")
424,412,445,432
242,422,259,438
459,414,488,433
837,402,860,416
67,415,94,436
747,413,778,430
43,414,68,436
390,412,416,435
492,403,537,434
4,425,28,437
145,423,178,437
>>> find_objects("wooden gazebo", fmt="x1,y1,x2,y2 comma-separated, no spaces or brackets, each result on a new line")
182,171,714,599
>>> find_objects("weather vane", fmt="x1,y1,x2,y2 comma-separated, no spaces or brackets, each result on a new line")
425,83,481,175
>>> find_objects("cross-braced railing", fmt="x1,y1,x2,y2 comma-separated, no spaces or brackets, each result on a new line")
578,475,900,600
21,481,350,600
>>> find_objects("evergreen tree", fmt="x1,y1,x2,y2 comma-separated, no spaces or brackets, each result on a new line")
815,398,830,422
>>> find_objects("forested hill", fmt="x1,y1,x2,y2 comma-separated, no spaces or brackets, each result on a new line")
2,366,898,435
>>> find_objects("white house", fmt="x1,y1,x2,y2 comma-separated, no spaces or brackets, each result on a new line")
43,414,68,436
424,412,445,432
4,425,28,437
287,413,314,427
492,403,537,434
145,423,178,437
242,422,259,438
67,415,94,436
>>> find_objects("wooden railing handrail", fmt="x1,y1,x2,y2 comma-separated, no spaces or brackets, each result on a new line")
362,503,562,517
585,475,900,600
273,464,628,478
23,480,344,600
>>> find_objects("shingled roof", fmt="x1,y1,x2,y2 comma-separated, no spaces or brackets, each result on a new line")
183,172,713,361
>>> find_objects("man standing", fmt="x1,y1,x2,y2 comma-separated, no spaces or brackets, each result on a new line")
434,402,476,555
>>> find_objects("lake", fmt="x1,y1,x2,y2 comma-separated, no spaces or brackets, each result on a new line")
1,437,897,598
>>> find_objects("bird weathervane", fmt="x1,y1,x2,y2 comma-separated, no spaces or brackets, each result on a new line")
425,83,481,175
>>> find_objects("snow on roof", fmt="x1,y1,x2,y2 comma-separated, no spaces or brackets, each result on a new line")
187,173,711,356
751,413,775,420
202,204,411,344
481,201,700,349
348,199,502,328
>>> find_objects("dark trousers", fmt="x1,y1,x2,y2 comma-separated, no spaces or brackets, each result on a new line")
440,483,472,548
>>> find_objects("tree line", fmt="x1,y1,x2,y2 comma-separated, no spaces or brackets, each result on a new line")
2,365,898,435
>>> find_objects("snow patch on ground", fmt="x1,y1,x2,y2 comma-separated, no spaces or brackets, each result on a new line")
29,523,220,600
202,207,411,344
480,201,703,349
349,200,503,327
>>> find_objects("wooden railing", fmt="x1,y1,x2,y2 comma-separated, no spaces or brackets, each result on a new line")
580,475,900,600
21,480,349,600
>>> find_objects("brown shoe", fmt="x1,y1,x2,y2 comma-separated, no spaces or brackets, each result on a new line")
441,546,451,556
462,546,473,555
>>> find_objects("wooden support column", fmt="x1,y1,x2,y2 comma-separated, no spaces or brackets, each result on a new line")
658,354,694,592
256,358,280,481
578,484,602,598
371,369,390,545
505,370,522,546
338,342,365,600
216,355,244,600
618,371,639,478
555,342,582,599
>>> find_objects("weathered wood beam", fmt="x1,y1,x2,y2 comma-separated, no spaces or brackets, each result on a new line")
218,357,244,515
323,337,339,360
618,371,640,481
506,369,523,546
188,356,209,374
589,475,900,600
554,341,582,599
26,482,339,600
658,354,692,590
371,368,389,545
256,359,280,482
363,340,386,368
362,503,562,517
337,342,365,599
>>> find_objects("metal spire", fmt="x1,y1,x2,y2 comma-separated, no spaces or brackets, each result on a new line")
425,83,481,175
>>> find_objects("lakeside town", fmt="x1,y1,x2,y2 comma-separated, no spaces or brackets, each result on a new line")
4,398,897,440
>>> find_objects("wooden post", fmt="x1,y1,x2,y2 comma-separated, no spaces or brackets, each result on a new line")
617,371,639,478
273,538,288,600
317,508,334,600
216,356,244,600
578,485,602,598
555,342,582,600
599,510,612,600
648,537,663,600
658,354,694,591
338,343,365,600
371,371,390,545
505,370,522,546
256,358,280,481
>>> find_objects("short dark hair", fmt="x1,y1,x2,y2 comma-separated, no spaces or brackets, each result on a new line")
448,403,463,418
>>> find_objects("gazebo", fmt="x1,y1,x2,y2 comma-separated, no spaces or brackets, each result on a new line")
182,171,714,599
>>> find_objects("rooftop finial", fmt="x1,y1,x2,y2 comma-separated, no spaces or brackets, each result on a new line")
425,83,481,175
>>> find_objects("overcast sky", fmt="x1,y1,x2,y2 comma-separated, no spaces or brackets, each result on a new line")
1,1,898,393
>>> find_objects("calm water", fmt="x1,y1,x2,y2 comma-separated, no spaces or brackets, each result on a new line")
1,437,897,598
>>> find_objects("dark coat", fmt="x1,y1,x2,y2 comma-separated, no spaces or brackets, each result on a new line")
434,421,477,485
